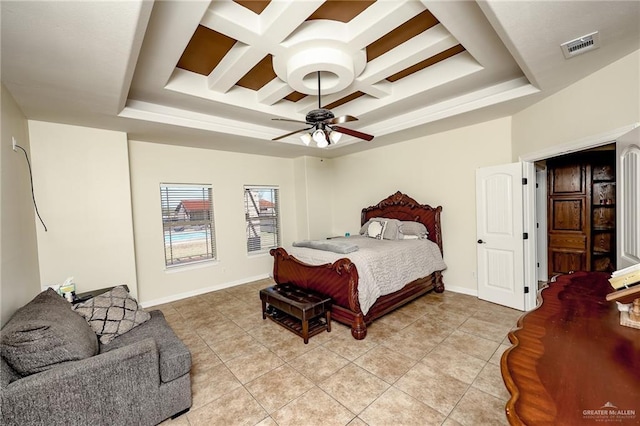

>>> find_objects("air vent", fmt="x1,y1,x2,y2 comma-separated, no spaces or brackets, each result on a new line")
561,31,600,59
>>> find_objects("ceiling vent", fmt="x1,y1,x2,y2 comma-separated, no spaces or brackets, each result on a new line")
561,31,600,59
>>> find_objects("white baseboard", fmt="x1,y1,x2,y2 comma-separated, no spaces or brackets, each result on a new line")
140,275,478,308
443,284,478,297
140,273,270,308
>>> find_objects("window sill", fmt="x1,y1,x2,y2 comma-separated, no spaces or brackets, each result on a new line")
165,259,219,273
247,250,272,258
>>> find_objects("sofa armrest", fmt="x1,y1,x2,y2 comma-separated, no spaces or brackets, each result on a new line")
1,338,163,426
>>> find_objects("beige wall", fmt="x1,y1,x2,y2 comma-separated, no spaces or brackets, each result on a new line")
1,85,41,326
293,157,310,239
4,50,637,314
299,156,335,240
128,140,297,305
512,50,640,159
327,117,513,294
28,121,138,297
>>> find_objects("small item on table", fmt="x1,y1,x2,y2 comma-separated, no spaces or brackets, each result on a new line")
605,266,640,329
630,299,640,322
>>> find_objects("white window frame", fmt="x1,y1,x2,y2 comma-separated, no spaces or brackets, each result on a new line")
160,183,216,267
244,185,280,254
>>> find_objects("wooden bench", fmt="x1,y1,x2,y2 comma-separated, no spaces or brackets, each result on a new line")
260,283,332,343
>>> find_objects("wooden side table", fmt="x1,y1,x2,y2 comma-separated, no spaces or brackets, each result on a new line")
72,285,130,304
260,283,332,343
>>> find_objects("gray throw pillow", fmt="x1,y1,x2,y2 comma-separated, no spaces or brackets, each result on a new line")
0,288,98,376
73,286,150,345
399,221,429,238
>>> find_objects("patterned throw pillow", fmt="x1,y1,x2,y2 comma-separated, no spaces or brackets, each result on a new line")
72,286,150,345
366,220,387,239
360,218,402,240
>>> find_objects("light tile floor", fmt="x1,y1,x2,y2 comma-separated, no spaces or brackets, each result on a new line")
158,278,521,426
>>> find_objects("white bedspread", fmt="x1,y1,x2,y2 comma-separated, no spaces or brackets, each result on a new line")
286,236,447,315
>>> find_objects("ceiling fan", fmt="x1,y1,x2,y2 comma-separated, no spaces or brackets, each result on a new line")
272,71,374,146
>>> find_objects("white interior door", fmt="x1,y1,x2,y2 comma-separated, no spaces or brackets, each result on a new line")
476,163,525,310
617,126,640,269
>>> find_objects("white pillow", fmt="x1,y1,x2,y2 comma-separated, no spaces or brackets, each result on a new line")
402,234,420,240
366,220,386,240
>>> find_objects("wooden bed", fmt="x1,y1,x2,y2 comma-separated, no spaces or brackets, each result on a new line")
270,191,445,340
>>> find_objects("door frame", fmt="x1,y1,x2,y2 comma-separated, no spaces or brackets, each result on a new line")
519,123,639,310
535,166,548,283
616,126,640,269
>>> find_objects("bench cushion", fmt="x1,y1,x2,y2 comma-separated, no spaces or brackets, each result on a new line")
261,284,332,314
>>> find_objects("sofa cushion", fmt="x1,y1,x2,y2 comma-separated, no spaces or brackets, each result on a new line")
0,289,98,376
73,286,151,345
1,356,20,386
100,310,191,383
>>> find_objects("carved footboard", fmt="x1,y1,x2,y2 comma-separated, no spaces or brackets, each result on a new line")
270,247,444,340
269,247,368,338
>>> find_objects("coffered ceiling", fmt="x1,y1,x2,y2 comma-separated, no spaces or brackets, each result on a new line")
2,1,639,158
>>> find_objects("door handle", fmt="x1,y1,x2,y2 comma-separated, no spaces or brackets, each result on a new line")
477,239,486,244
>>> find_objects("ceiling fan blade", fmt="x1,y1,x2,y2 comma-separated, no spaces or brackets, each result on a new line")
272,118,309,125
332,125,374,141
272,127,312,141
327,115,358,125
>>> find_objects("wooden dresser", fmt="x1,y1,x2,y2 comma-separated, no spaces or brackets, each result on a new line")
501,272,639,425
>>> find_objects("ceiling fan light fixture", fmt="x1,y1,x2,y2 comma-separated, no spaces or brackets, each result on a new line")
272,71,374,145
312,129,327,146
300,132,312,146
316,138,329,148
329,130,341,144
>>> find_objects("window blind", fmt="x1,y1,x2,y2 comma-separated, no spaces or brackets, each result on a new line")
160,183,216,266
244,186,280,253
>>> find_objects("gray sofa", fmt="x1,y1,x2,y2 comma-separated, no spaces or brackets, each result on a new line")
0,289,192,426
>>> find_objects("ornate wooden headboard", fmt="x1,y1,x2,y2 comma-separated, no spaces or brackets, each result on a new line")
361,191,443,255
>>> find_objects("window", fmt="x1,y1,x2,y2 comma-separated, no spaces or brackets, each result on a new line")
244,186,280,253
160,183,216,267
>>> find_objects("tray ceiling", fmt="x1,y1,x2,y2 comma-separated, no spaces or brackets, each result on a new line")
3,0,639,157
123,0,532,152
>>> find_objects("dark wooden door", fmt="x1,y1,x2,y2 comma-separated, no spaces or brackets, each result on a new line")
547,162,590,275
546,149,616,276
